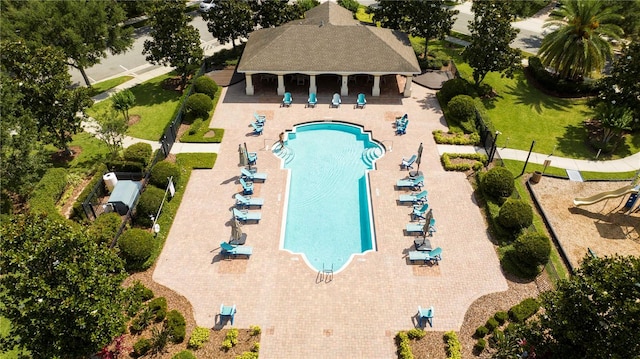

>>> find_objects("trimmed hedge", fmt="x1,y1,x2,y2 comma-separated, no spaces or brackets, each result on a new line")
406,328,426,340
395,331,414,359
117,228,155,270
134,185,165,227
188,326,210,349
441,153,487,172
184,93,213,120
123,142,153,167
193,76,218,99
498,199,533,231
481,167,515,199
87,212,122,246
485,317,499,331
71,163,108,221
433,130,481,145
439,78,477,106
149,161,181,189
444,331,461,359
513,231,551,272
509,298,540,323
187,118,204,135
106,160,144,173
494,311,509,325
475,325,489,338
166,310,186,343
28,167,68,217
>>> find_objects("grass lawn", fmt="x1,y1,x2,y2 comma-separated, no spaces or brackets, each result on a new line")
88,76,133,97
46,132,111,173
503,159,638,181
86,73,183,141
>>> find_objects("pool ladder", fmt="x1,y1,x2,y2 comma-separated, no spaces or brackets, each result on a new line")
317,263,333,283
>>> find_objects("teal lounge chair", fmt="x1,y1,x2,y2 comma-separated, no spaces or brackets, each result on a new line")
251,122,263,135
412,203,430,221
331,93,341,108
282,92,292,107
396,175,424,190
254,112,266,124
241,168,267,182
246,151,257,165
417,306,434,327
401,154,417,170
398,190,428,204
405,218,436,236
234,193,264,208
408,247,442,264
239,178,253,195
307,93,317,108
220,241,253,258
395,114,408,127
396,120,408,135
233,208,261,222
219,304,236,325
355,93,366,109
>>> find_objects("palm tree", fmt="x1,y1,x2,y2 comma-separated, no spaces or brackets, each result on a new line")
539,0,623,81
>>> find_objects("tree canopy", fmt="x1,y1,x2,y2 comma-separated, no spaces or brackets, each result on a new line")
0,213,128,358
251,0,301,28
403,0,459,58
143,0,203,89
203,0,254,50
539,0,623,80
462,0,521,86
0,0,133,87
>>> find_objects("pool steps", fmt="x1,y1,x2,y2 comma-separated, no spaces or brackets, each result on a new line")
272,142,295,164
362,147,384,168
273,143,383,167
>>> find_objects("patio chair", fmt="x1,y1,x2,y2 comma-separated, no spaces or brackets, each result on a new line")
246,151,257,165
395,114,408,127
239,178,254,195
355,93,366,109
241,168,267,182
398,190,428,204
396,175,424,190
221,242,253,258
234,193,264,208
408,247,442,264
282,92,292,107
233,207,261,223
412,203,430,221
331,93,341,108
396,120,408,135
219,304,237,325
307,93,317,108
251,122,264,136
254,112,266,124
401,154,417,170
417,306,434,327
405,218,436,236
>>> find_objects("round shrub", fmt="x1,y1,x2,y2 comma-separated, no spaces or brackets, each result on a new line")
188,326,210,349
474,338,487,353
193,76,218,98
481,167,515,199
133,338,151,357
439,78,474,105
87,212,122,246
494,311,509,325
150,161,180,190
447,94,477,132
184,93,213,120
498,199,534,231
513,232,551,270
475,326,489,338
166,310,186,343
134,186,165,227
117,228,155,270
172,351,196,359
149,296,167,322
123,142,153,166
485,317,499,331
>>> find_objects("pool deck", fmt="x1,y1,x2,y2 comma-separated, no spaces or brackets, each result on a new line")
153,83,508,358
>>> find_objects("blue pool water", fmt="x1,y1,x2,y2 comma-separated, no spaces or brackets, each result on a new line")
276,122,384,273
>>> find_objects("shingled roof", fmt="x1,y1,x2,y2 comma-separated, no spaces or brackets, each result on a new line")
237,2,420,74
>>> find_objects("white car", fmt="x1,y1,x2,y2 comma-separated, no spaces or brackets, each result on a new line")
199,0,215,13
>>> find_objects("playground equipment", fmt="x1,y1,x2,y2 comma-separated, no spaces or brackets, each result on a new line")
573,171,640,213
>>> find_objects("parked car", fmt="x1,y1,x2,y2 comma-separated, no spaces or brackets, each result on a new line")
199,0,215,13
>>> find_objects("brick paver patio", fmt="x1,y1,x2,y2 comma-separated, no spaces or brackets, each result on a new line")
153,82,507,358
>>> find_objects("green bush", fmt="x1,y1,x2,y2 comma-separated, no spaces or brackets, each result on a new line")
130,306,154,334
124,280,154,317
249,325,261,336
474,338,487,352
71,163,108,220
475,325,489,338
87,212,122,246
237,351,259,359
447,95,477,133
526,56,599,96
172,350,196,359
106,160,144,173
149,297,168,322
508,298,540,323
485,317,499,331
166,310,186,343
481,167,515,199
28,168,67,217
406,328,426,339
444,331,461,359
193,76,218,98
395,331,414,359
441,153,487,171
184,93,213,120
188,118,204,135
133,338,152,357
494,311,509,325
150,161,181,189
222,327,239,351
123,142,153,167
338,0,360,12
134,185,165,227
513,232,551,272
439,78,476,106
117,228,155,270
433,130,481,145
188,326,210,349
498,199,533,231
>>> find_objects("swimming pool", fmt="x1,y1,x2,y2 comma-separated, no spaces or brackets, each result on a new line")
275,122,384,273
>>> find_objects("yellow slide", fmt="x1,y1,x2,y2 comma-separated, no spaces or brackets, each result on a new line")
573,185,639,207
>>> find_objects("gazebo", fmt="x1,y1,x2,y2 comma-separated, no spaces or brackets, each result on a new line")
237,2,421,97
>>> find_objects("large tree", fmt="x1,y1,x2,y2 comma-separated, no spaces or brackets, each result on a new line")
462,0,521,86
0,0,133,87
203,0,254,50
507,255,640,359
0,213,128,358
404,0,459,58
143,0,204,90
0,41,93,155
251,0,300,28
539,0,623,81
373,1,412,31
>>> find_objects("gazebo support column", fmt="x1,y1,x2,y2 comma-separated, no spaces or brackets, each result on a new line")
372,75,381,97
245,73,254,95
309,75,317,94
341,75,349,96
404,75,413,97
277,75,285,96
